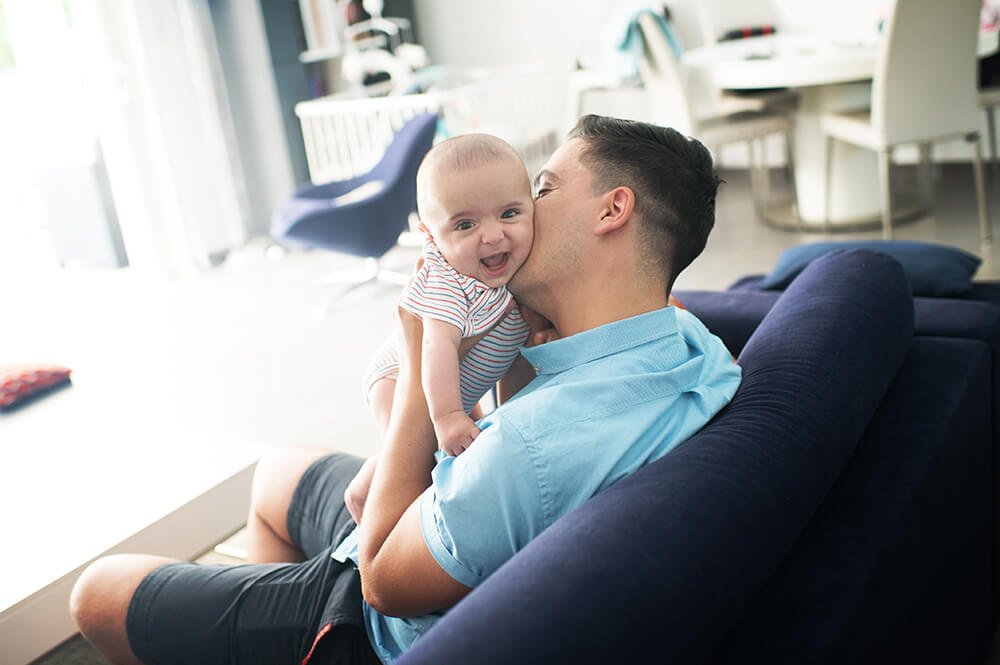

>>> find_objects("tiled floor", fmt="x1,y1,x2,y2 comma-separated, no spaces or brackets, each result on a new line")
19,163,1000,664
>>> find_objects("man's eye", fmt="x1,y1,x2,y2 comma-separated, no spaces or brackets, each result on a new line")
534,188,550,199
501,208,519,219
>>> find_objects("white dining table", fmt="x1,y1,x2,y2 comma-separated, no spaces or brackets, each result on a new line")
681,29,1000,228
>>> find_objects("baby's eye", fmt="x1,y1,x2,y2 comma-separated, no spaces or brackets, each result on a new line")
500,208,520,219
455,220,475,231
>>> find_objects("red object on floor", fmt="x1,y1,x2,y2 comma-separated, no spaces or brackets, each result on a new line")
0,364,72,408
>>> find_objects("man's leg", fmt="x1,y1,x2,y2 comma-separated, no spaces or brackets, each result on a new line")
247,445,338,562
72,549,371,665
71,451,369,665
69,553,175,665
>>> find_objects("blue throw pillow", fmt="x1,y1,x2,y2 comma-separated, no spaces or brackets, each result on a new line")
757,241,982,296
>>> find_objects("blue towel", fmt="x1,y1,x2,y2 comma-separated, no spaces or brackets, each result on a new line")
608,7,683,80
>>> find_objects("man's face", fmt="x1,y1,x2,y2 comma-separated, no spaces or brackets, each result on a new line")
509,138,598,302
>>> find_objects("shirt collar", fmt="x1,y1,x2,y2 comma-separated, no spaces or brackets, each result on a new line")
521,307,678,375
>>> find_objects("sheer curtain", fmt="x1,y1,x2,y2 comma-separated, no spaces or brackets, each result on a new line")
67,0,254,276
9,0,272,277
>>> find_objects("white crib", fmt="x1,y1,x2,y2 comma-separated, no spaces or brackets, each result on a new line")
295,64,568,185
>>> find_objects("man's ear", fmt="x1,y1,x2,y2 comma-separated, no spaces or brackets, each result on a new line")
594,187,635,236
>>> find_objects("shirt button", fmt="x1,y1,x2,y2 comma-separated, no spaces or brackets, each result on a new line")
533,365,541,372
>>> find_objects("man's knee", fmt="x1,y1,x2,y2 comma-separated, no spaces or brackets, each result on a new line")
69,553,173,663
70,555,125,633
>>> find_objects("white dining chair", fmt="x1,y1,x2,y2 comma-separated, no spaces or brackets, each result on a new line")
980,85,1000,184
819,0,990,241
636,11,797,222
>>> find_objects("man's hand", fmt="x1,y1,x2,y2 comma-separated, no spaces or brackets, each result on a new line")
434,410,481,456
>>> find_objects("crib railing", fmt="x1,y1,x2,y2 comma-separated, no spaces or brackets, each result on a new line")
295,64,567,184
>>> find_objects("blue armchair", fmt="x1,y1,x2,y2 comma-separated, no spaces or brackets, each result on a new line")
271,112,439,308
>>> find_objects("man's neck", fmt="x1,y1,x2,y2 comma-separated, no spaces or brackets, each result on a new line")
540,278,669,339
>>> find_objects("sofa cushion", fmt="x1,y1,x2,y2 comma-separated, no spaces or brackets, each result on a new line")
396,249,915,665
756,241,981,296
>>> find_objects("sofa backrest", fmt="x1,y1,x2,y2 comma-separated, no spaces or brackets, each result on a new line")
712,333,993,663
678,276,1000,447
398,249,915,665
678,276,1000,358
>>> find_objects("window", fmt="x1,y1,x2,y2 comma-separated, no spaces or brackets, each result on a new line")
0,2,14,71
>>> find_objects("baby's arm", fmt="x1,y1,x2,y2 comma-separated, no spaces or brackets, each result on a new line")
422,318,481,455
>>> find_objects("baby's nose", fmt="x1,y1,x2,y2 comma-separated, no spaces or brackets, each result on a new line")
482,224,504,243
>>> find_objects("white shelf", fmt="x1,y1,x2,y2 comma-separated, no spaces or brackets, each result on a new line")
300,46,345,64
0,386,267,664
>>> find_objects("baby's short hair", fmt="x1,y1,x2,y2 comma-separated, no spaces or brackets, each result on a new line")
416,134,525,220
422,133,522,172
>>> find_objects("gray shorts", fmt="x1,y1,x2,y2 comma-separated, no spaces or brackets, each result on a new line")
125,453,382,665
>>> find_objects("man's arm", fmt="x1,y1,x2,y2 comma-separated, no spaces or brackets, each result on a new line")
358,308,472,617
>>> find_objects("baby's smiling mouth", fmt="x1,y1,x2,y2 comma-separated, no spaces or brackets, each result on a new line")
481,252,510,276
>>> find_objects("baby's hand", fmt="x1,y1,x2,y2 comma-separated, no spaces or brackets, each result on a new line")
519,304,559,347
434,410,481,456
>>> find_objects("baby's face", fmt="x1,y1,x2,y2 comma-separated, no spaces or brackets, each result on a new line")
422,160,534,288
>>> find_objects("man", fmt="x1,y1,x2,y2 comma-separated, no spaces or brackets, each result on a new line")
69,115,741,664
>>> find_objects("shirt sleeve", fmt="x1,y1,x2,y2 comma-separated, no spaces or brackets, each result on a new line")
418,415,547,588
465,287,515,336
400,258,471,333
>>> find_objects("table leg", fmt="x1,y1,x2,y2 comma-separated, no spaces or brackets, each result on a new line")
794,82,883,225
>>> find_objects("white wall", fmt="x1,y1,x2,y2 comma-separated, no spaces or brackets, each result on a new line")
411,0,992,166
410,0,889,166
413,0,883,69
414,0,608,69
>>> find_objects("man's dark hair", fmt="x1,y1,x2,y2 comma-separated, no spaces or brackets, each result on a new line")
568,114,721,286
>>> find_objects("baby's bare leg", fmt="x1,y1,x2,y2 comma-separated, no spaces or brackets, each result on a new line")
369,377,396,437
344,455,377,525
344,378,397,524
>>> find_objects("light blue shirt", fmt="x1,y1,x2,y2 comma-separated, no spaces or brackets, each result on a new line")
333,306,741,663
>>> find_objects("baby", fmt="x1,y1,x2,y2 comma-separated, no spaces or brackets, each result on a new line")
345,133,536,524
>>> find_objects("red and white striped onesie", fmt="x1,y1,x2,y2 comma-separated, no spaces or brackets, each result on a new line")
363,238,530,413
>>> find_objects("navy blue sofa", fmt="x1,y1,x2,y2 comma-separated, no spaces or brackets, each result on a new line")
396,249,996,665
